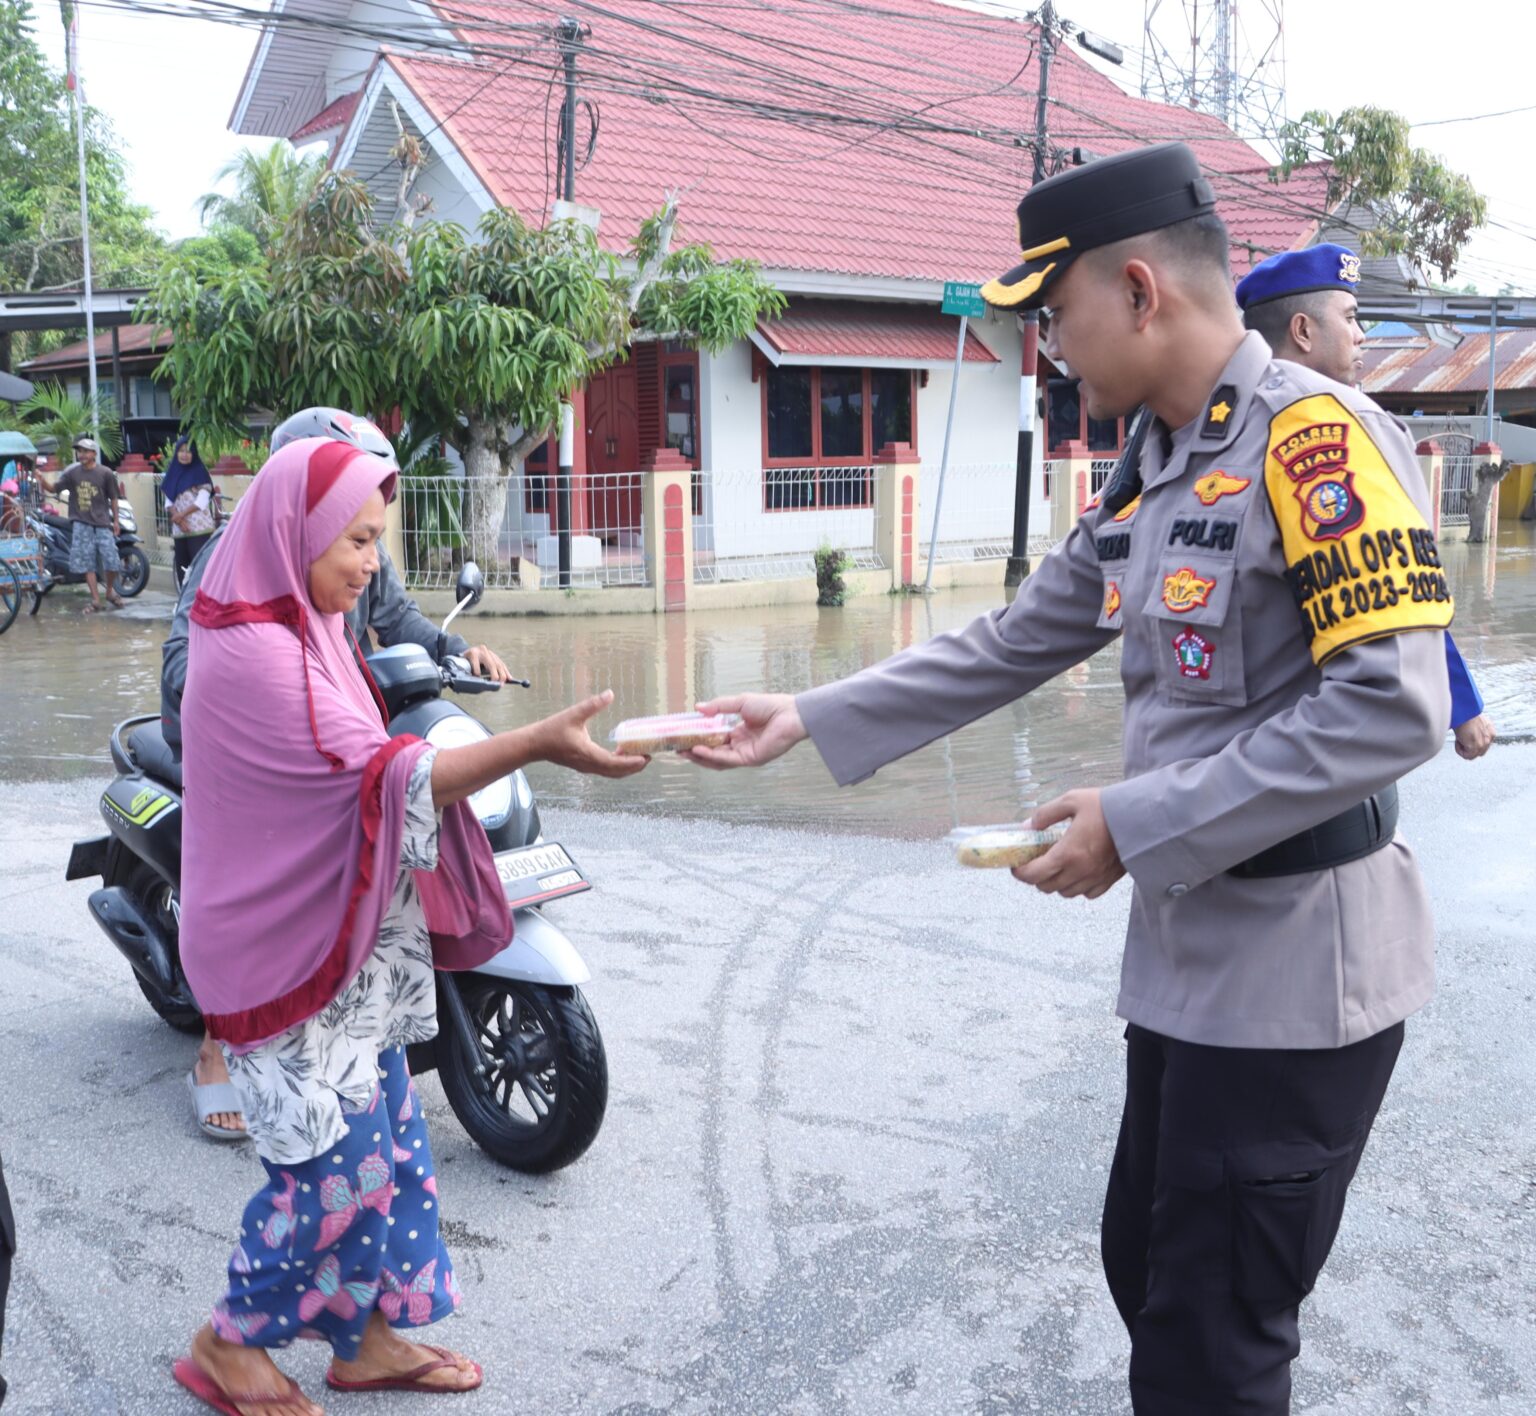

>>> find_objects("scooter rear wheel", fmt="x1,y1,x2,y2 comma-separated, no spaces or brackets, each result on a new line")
117,546,150,598
109,857,203,1035
438,979,607,1174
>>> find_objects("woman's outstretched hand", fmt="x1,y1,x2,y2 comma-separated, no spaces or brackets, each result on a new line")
535,690,651,778
683,693,807,770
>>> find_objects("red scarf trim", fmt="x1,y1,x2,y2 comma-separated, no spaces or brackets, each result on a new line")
201,733,422,1047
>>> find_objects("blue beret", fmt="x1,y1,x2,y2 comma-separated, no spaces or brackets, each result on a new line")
1235,243,1362,310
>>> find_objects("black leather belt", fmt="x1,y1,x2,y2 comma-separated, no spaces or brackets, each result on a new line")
1228,784,1399,879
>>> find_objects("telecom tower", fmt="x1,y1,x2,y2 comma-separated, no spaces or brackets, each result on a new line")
1139,0,1287,144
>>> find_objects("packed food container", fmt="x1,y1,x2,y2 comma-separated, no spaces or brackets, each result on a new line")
611,711,744,754
948,822,1070,869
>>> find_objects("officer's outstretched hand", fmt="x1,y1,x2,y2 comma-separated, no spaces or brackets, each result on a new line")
684,693,807,770
1014,789,1126,900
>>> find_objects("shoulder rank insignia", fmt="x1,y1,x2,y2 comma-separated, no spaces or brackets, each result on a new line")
1193,470,1251,505
1201,385,1237,438
1162,567,1216,613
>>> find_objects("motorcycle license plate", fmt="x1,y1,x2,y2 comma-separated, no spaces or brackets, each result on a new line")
494,842,591,909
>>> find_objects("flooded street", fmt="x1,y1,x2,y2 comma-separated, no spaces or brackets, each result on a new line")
2,526,1533,837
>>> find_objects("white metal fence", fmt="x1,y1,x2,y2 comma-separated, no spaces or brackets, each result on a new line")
398,472,647,590
693,465,883,583
919,462,1022,563
1435,435,1475,528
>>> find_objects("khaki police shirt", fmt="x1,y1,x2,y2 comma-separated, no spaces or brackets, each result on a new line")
798,332,1453,1050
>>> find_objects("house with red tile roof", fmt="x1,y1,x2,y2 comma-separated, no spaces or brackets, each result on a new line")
228,0,1333,572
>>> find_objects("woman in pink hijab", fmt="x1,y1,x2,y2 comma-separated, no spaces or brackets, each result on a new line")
172,437,647,1416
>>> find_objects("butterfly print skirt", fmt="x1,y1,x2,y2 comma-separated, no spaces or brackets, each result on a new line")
211,1045,462,1361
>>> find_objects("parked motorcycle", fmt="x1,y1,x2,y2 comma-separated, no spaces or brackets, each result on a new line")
28,497,150,609
66,564,610,1173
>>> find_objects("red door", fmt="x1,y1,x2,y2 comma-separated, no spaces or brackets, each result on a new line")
585,360,641,539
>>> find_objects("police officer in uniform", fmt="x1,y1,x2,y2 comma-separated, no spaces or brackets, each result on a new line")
686,143,1455,1411
1236,243,1496,760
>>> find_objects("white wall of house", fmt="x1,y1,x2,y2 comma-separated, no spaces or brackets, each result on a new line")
325,0,456,104
412,159,489,236
696,313,1048,563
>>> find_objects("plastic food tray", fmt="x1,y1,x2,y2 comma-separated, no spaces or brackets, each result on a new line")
948,822,1070,869
611,711,743,754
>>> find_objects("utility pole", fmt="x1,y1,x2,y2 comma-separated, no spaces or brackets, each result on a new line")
1005,4,1123,587
63,2,100,443
1005,2,1056,588
554,16,585,588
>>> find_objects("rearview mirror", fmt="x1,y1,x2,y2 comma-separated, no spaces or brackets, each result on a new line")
454,561,485,609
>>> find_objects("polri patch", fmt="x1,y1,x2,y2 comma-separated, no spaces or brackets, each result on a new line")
1201,385,1237,438
1162,566,1216,613
1171,629,1214,680
1193,470,1251,505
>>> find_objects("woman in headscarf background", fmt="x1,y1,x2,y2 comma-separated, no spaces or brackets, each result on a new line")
163,436,217,588
173,437,648,1416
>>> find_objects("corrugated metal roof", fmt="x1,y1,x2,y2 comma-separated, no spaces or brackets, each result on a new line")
1362,328,1536,397
20,324,170,374
758,300,998,363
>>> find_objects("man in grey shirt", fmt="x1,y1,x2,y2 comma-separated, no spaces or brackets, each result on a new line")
688,145,1452,1412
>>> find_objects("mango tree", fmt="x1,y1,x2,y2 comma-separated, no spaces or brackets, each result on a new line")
146,173,783,566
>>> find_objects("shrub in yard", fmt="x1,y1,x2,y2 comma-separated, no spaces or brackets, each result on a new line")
815,545,849,607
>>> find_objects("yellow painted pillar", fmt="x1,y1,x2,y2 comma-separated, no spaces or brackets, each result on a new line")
873,441,920,589
640,448,693,613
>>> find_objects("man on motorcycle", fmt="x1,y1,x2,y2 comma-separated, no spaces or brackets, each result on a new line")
161,408,514,1140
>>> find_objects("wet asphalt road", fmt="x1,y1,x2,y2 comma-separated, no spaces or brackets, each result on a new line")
2,738,1534,1414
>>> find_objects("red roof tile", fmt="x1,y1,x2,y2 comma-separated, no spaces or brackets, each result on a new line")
382,0,1329,286
758,299,997,362
292,88,361,143
21,324,170,373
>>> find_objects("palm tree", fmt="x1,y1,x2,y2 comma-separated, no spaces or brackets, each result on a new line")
197,142,325,249
18,381,124,462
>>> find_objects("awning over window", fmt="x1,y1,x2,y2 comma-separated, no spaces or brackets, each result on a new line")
752,299,999,371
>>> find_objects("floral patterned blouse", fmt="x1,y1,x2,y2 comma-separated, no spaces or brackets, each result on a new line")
225,750,442,1165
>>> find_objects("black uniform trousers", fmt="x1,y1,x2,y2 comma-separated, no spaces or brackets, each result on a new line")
1101,1021,1403,1415
0,1143,12,1407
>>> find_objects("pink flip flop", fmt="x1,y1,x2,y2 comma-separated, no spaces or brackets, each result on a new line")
173,1357,310,1414
326,1344,483,1393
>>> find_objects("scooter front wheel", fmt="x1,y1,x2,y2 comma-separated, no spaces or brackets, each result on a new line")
437,979,608,1174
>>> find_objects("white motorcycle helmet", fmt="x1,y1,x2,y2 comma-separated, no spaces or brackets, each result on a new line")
268,407,399,470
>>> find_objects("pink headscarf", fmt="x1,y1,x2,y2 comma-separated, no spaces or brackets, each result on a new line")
180,437,511,1048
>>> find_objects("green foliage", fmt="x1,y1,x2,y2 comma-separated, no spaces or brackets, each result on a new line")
814,544,849,607
17,378,123,461
0,0,165,297
197,142,326,250
1275,106,1486,280
399,452,465,572
145,172,784,472
166,226,263,282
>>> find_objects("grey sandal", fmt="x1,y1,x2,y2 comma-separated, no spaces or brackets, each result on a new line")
186,1070,248,1141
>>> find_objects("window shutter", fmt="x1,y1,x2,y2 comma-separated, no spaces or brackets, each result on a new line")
635,343,661,455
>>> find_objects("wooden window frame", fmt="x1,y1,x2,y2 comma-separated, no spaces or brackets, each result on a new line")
759,365,918,513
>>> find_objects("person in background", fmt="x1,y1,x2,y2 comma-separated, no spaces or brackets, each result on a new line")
163,408,515,1142
163,437,218,589
41,436,122,611
1236,243,1496,760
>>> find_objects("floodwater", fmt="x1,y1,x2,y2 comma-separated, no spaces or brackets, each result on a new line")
3,528,1533,840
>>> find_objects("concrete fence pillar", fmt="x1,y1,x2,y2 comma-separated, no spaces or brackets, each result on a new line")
1415,439,1444,539
873,441,921,588
1049,440,1094,542
116,470,159,559
642,448,693,612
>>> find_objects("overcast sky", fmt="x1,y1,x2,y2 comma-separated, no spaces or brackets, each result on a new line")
32,0,1536,293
